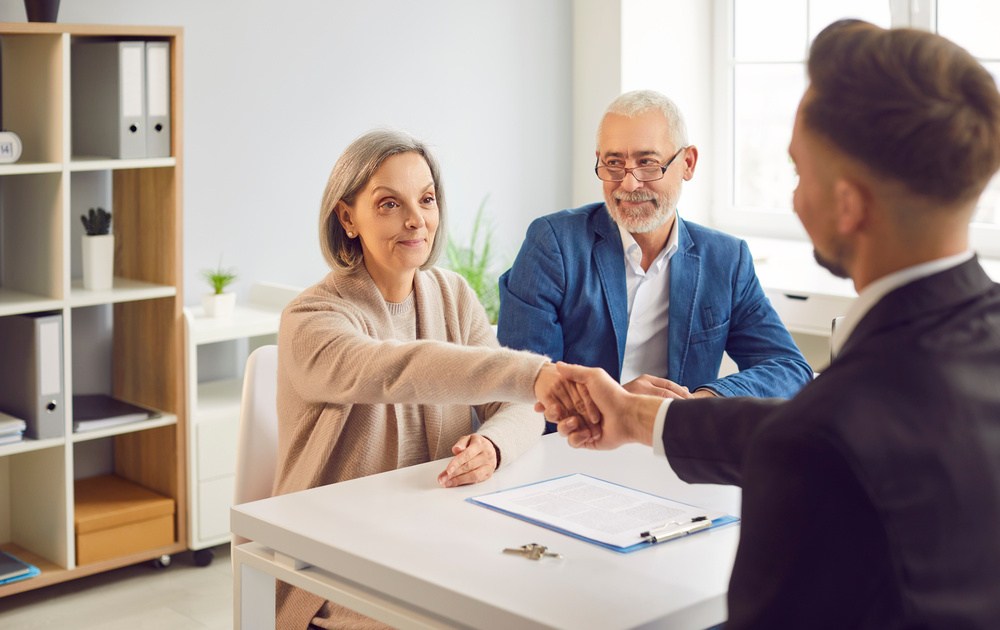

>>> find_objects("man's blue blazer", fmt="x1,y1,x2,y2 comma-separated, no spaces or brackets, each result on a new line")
498,202,812,398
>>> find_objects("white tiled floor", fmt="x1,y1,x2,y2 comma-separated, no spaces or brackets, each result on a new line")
0,545,232,629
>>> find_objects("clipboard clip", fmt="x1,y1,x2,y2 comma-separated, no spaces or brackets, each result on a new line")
642,517,712,544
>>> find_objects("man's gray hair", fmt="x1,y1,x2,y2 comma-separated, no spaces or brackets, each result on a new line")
598,90,689,147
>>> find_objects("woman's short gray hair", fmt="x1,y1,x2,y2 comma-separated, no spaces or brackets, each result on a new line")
598,90,689,147
319,129,446,270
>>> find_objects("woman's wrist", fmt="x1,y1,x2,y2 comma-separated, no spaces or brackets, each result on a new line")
482,435,501,469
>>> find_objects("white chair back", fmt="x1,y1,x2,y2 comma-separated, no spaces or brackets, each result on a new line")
234,345,279,509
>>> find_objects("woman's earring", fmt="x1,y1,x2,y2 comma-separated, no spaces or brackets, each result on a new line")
346,231,355,238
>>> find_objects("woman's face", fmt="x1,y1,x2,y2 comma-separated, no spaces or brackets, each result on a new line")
339,151,439,297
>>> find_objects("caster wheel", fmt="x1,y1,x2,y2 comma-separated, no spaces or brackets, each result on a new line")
193,548,214,567
153,554,171,569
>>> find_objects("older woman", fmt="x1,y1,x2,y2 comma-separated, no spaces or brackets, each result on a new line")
275,130,574,629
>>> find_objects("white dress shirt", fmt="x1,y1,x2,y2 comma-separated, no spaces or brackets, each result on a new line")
652,250,974,457
618,220,679,384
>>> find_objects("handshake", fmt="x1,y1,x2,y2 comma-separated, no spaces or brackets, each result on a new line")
532,362,704,450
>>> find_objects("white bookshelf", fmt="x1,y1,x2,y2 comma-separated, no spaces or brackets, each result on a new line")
0,22,186,597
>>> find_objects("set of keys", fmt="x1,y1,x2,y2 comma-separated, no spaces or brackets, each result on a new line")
502,543,562,560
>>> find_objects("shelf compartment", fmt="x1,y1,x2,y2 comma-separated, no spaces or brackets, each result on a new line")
0,447,69,575
0,34,63,164
0,543,66,595
0,172,64,301
113,168,178,288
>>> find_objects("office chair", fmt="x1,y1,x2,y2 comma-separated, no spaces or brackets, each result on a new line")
233,344,279,545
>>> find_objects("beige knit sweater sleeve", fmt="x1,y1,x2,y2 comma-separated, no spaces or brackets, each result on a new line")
280,266,547,408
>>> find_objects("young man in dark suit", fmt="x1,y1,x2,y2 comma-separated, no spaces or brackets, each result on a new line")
546,20,1000,629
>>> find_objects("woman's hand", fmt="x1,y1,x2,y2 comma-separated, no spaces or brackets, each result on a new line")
437,434,499,488
534,362,601,425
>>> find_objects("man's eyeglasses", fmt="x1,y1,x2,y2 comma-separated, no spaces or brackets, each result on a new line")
594,146,688,182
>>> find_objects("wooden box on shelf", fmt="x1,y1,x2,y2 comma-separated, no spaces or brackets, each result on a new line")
74,474,175,565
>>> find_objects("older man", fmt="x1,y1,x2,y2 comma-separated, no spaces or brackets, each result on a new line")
551,20,1000,629
499,90,811,434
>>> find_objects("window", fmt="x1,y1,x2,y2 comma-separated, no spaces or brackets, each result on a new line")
716,0,1000,254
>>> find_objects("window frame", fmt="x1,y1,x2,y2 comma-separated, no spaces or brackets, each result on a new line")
712,0,1000,257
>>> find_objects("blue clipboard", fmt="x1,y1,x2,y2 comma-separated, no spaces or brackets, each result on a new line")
468,473,739,553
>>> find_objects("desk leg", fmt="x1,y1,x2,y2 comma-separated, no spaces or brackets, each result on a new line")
233,544,276,630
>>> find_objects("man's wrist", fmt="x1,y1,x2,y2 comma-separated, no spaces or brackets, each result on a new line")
629,395,664,447
651,399,672,457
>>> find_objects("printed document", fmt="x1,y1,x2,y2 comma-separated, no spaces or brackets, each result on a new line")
470,473,737,551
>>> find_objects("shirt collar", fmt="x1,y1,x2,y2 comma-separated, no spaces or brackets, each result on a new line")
617,216,679,275
830,250,974,357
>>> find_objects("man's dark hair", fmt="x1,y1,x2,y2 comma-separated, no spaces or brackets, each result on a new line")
805,19,1000,204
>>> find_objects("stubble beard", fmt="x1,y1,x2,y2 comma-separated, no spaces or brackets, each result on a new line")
813,248,850,279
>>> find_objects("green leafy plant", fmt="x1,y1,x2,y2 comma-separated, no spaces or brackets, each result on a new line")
80,207,112,236
447,196,500,324
201,259,238,295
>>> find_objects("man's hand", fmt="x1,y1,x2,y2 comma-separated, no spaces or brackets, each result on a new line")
534,362,601,425
623,374,692,398
437,434,498,488
549,363,661,450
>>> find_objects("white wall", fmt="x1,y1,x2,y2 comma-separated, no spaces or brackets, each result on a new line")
0,0,573,301
571,0,621,207
571,1,714,224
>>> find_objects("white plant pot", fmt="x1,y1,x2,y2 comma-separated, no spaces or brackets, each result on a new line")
203,292,236,319
81,234,114,290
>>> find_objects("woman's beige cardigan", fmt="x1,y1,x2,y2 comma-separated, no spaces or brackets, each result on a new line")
274,264,548,629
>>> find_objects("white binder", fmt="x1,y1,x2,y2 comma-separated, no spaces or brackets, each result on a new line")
72,41,147,159
0,313,65,440
145,41,171,158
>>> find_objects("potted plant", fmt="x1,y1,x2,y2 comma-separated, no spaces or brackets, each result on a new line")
80,207,113,290
446,196,500,326
201,260,238,319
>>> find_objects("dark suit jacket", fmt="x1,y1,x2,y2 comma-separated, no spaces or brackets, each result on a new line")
666,257,1000,629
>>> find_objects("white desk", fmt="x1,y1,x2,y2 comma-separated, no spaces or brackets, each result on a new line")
231,435,741,629
745,237,857,337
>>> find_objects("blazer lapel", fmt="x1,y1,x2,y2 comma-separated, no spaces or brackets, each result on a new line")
837,257,994,359
667,218,699,381
591,207,629,373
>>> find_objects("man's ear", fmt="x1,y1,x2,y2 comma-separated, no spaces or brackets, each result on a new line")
681,145,699,180
833,178,868,235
